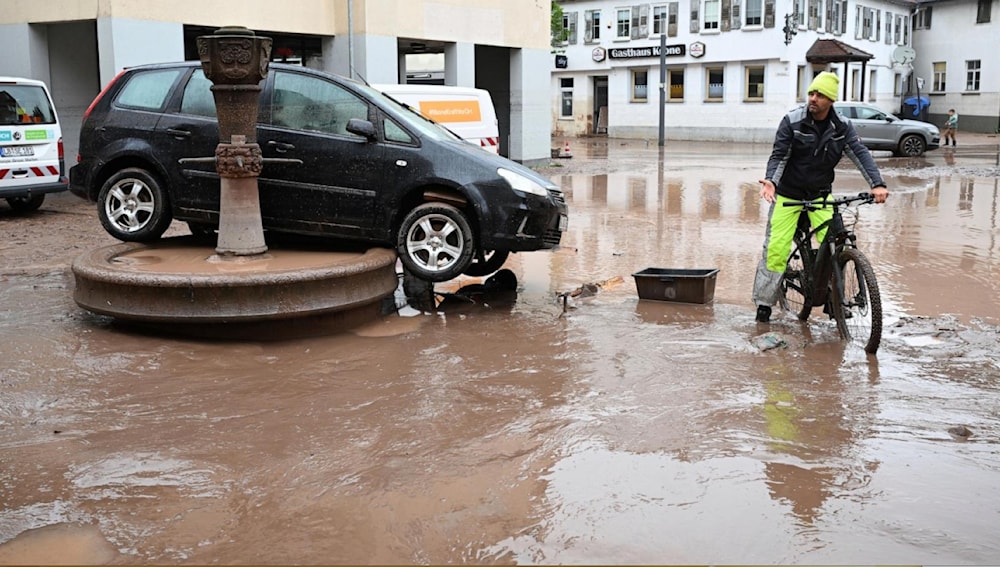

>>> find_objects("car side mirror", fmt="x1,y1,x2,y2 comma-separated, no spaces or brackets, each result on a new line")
883,114,895,122
346,118,377,140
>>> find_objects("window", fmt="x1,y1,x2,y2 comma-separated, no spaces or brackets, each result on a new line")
705,0,721,29
560,78,574,118
653,4,668,34
668,68,684,101
796,0,807,25
115,68,183,111
668,2,679,36
808,0,823,29
966,60,981,91
868,69,877,101
585,10,602,42
933,62,946,92
383,118,414,144
272,71,368,137
631,69,648,102
745,66,765,101
977,0,991,23
746,0,763,25
706,66,725,101
630,5,650,38
616,8,631,38
851,69,861,100
179,69,215,118
914,6,932,29
562,11,578,44
884,11,893,43
893,72,902,96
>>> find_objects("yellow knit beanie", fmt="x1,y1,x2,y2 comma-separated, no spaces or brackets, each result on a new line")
808,72,840,101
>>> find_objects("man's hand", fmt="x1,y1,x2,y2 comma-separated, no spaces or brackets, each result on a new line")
871,185,889,204
759,179,776,204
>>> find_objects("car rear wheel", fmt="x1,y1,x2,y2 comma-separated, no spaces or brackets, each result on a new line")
6,194,45,212
397,202,474,283
897,134,926,157
98,167,173,242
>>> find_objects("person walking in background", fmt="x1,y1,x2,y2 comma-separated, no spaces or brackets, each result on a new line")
752,71,889,323
943,109,958,147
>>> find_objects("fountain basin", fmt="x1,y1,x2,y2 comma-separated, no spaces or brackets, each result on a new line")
72,236,398,324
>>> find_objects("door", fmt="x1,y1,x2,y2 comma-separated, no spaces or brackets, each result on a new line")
257,70,381,237
593,76,608,134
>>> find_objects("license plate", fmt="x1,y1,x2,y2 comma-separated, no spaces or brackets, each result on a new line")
558,214,568,231
0,145,33,157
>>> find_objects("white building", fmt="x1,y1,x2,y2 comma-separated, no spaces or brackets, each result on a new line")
911,0,999,132
552,0,998,141
0,0,553,163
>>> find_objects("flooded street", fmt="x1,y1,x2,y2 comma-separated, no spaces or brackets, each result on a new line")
2,139,1000,564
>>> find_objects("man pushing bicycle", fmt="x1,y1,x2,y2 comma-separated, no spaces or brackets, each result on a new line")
753,71,889,323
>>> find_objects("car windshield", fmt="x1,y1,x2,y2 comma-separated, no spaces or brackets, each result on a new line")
352,83,462,143
0,85,56,126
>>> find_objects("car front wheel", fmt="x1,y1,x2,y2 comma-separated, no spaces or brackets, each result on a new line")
97,167,172,242
397,202,475,282
897,134,926,157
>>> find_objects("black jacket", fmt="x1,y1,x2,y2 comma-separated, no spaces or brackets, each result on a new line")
765,106,886,200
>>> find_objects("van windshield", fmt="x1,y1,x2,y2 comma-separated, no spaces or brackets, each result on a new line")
354,83,462,143
0,85,56,126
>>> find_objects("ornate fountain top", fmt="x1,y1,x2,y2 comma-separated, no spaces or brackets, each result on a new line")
196,26,271,85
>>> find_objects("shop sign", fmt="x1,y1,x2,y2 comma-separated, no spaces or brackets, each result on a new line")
608,44,685,59
555,54,568,68
592,47,607,62
689,42,706,58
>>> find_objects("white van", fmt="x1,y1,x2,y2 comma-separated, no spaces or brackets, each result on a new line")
371,83,501,154
0,77,66,212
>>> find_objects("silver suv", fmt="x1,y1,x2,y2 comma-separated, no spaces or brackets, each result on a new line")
835,101,940,157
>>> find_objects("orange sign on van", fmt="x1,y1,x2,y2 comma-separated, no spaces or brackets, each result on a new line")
418,100,481,123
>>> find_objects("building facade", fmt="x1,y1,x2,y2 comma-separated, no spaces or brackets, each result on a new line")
552,0,998,141
911,0,999,132
0,0,554,163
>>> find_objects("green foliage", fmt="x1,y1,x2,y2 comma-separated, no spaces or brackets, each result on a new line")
551,1,568,49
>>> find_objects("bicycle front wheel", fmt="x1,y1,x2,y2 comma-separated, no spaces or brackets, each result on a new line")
837,247,883,353
781,238,814,321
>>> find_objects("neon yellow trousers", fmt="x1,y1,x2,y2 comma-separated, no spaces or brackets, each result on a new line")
752,195,832,307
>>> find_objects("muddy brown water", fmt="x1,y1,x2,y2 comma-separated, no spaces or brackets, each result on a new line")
2,140,1000,564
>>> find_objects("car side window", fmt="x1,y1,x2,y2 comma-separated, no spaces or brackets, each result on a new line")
855,107,883,120
271,71,368,138
383,117,414,144
179,69,216,118
116,68,184,111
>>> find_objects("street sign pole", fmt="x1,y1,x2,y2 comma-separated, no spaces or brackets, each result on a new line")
658,33,666,146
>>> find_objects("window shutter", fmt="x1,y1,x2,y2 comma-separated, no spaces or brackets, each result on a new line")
639,4,650,37
584,11,594,43
568,11,578,44
808,0,819,29
826,0,834,32
669,2,679,36
885,13,892,44
764,0,775,27
732,0,742,29
631,6,640,38
840,0,848,35
721,0,732,31
874,9,881,40
690,0,701,33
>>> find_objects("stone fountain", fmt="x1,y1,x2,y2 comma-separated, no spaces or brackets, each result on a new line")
71,27,398,335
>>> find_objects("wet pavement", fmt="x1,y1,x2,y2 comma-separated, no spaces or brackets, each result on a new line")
2,136,1000,564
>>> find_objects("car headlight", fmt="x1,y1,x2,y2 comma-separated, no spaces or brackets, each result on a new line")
498,168,548,197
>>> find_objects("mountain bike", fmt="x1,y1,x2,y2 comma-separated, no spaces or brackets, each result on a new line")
779,192,883,353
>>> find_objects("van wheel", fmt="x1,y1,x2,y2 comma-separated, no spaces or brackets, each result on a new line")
397,202,474,283
98,167,172,242
6,194,45,212
462,250,510,277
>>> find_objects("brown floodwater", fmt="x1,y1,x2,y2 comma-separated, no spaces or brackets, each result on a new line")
2,140,999,564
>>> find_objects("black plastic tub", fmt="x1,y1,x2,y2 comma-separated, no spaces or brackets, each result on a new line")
632,268,720,304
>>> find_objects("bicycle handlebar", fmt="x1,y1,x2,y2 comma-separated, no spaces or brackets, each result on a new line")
781,192,876,209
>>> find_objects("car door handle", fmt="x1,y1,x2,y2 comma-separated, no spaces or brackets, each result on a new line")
166,128,192,138
267,140,295,153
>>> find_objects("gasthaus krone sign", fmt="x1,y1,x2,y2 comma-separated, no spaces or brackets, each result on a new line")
608,44,686,59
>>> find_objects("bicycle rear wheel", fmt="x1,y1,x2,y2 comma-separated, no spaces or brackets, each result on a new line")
780,237,814,321
836,247,883,353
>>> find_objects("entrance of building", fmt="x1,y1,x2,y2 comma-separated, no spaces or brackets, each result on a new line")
593,76,608,135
